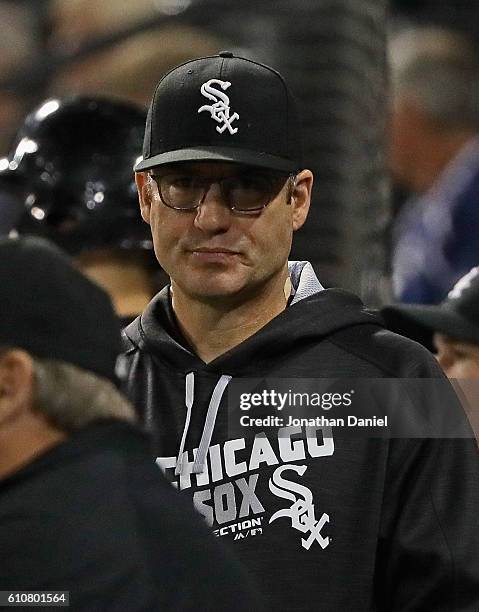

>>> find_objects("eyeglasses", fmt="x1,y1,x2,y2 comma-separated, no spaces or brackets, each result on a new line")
150,171,295,213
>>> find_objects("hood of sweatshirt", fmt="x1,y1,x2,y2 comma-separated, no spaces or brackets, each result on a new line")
122,262,382,477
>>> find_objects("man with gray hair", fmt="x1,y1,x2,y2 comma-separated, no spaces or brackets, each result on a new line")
0,236,258,610
389,26,479,303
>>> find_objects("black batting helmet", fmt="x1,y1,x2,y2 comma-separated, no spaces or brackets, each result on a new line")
0,96,151,254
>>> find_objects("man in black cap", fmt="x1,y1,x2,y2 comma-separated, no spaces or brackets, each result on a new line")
382,266,479,374
0,236,258,610
382,266,479,439
122,53,479,610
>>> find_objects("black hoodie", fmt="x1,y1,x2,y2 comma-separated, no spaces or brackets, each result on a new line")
121,261,479,611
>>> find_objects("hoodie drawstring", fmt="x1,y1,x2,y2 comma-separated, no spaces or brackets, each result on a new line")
175,372,195,476
194,374,232,474
175,372,232,476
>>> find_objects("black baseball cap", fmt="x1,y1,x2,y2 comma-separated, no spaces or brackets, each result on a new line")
381,267,479,350
0,236,122,383
135,51,303,173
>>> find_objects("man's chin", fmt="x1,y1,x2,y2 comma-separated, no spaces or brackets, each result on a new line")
188,283,248,303
176,273,254,304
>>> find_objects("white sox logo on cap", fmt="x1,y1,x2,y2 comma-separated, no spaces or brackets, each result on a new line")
135,53,303,172
198,79,239,135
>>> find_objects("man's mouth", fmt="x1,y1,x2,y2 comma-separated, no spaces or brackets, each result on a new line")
193,248,239,254
190,248,240,262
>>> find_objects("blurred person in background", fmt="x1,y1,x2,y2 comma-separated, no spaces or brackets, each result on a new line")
48,0,226,105
0,0,226,156
382,266,479,440
0,235,259,611
389,26,479,304
0,95,163,325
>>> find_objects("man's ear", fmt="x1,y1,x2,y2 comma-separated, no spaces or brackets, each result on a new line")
290,169,313,231
0,350,34,425
135,172,153,224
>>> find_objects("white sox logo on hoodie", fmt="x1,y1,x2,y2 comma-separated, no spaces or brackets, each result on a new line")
269,464,330,550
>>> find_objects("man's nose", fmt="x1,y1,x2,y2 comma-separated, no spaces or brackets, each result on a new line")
193,182,232,232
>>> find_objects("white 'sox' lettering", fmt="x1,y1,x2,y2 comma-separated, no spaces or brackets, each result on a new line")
198,79,239,135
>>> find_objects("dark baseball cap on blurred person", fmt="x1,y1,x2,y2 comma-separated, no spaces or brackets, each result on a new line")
135,51,303,173
0,236,121,383
382,267,479,350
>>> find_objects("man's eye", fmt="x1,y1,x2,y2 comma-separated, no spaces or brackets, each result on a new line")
235,175,268,191
170,176,195,189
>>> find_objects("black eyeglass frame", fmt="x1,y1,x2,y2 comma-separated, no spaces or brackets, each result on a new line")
148,170,297,213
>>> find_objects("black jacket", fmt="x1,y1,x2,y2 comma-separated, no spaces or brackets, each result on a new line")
0,420,259,611
121,261,479,611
